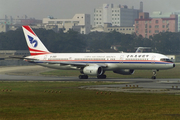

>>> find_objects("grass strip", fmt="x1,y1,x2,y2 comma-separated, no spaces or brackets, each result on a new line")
0,82,180,120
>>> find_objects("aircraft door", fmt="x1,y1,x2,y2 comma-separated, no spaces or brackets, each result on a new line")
43,55,48,60
120,55,124,63
151,56,156,64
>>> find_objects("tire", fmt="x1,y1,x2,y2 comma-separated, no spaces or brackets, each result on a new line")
97,75,106,79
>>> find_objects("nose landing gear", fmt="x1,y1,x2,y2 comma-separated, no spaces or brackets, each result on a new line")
151,70,158,79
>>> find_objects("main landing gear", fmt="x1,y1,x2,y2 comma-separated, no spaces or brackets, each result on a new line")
78,74,107,79
151,70,158,79
97,74,106,79
79,75,88,79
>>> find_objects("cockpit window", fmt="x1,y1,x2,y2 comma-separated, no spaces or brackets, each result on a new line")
160,58,173,63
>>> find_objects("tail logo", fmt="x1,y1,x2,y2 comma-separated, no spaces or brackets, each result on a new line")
28,35,38,48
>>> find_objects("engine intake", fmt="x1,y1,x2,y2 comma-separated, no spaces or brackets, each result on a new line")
82,66,104,76
113,69,134,75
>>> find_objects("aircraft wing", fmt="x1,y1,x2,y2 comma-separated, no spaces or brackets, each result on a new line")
9,55,107,68
30,60,107,68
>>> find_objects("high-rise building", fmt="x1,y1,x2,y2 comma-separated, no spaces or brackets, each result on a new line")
135,12,178,38
93,2,142,27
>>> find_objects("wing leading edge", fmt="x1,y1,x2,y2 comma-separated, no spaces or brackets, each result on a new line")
29,60,107,68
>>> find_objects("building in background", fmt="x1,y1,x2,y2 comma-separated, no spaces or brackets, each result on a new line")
91,23,135,34
0,15,42,26
0,24,9,32
93,2,143,27
2,1,180,36
150,11,180,32
176,13,180,32
43,14,91,34
0,15,42,32
135,12,178,38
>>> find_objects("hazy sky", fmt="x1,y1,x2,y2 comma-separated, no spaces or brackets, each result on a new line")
1,0,180,19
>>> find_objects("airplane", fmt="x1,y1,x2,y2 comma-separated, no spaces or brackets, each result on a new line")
19,25,175,79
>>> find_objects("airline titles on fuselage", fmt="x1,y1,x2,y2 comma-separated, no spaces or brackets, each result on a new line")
47,54,151,61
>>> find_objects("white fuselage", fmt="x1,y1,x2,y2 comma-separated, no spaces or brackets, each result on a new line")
26,52,175,71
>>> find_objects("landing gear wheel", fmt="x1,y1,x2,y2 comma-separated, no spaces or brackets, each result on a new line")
151,76,156,79
97,75,106,79
79,75,88,79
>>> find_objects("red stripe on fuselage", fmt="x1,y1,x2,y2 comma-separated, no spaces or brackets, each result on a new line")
23,26,36,36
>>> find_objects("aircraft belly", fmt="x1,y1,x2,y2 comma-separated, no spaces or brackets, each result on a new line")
104,63,119,70
106,63,173,70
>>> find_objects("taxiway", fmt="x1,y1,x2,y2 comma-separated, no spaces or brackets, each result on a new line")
0,65,180,94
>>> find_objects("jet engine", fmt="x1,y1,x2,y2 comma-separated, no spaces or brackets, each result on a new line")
113,69,134,75
81,66,104,76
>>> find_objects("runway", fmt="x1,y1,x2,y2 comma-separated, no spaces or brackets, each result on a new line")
0,65,180,93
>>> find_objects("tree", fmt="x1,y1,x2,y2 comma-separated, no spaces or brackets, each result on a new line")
1,27,180,54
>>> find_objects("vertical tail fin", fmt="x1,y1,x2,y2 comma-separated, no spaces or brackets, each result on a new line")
22,26,50,56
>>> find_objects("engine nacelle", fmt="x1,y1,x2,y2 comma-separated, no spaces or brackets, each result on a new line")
82,66,104,76
113,69,134,75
